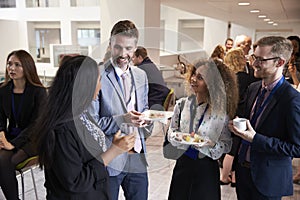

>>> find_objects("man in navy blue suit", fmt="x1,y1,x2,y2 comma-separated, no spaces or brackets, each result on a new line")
132,46,170,110
229,36,300,200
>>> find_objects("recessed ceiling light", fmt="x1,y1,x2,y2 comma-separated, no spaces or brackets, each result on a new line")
250,9,260,13
264,18,271,21
273,23,278,26
268,21,274,24
238,2,250,6
258,15,267,18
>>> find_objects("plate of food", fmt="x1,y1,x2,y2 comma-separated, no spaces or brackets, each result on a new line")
141,110,174,121
171,131,208,146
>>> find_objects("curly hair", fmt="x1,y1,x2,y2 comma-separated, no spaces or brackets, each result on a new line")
211,44,225,60
224,48,246,73
185,59,239,119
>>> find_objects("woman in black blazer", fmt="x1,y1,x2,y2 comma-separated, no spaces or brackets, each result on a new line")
35,55,135,199
0,49,47,200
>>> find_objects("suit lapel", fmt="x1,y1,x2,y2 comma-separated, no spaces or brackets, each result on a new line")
4,83,12,116
256,82,286,130
105,63,127,107
247,82,261,118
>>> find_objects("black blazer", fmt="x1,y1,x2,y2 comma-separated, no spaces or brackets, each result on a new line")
240,79,300,196
0,81,47,155
44,119,111,200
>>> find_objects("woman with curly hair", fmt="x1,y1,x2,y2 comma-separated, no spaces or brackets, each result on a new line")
166,59,239,200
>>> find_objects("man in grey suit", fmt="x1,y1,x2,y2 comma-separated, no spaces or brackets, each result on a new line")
91,20,152,200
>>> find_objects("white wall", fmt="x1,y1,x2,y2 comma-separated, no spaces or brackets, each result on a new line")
203,17,228,56
100,0,145,59
161,5,205,54
0,20,22,74
230,23,255,50
160,6,256,59
0,4,100,77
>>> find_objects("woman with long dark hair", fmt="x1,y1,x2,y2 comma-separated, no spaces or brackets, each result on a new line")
36,55,135,199
0,49,47,200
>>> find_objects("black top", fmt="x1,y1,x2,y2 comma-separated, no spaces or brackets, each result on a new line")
138,57,170,109
236,71,260,116
0,81,47,155
44,119,111,200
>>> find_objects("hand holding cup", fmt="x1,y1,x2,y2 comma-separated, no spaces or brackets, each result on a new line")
233,118,247,131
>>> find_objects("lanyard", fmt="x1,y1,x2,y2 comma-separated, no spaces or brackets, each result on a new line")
241,76,285,149
251,76,284,126
184,98,209,160
195,104,209,133
11,84,26,128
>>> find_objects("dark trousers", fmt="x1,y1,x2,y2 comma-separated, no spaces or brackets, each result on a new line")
236,163,282,200
168,155,220,200
109,154,148,200
0,149,28,200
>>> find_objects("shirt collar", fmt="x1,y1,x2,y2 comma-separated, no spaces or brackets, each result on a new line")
262,75,283,92
111,58,130,77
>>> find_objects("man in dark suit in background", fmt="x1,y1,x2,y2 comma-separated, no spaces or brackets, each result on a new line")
132,46,170,110
229,36,300,200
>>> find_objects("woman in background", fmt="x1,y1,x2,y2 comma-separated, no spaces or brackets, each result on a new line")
284,36,300,83
210,44,226,62
0,49,47,200
36,55,135,199
167,59,239,200
220,48,253,187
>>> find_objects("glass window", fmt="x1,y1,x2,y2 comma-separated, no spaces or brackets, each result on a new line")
35,28,61,63
26,0,59,8
0,0,16,8
77,29,100,47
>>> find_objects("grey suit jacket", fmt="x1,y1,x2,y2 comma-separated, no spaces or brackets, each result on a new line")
96,61,152,176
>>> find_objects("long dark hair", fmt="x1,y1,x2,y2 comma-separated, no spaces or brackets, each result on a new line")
36,55,99,168
2,50,43,87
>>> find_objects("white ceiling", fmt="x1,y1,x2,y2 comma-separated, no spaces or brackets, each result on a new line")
161,0,300,31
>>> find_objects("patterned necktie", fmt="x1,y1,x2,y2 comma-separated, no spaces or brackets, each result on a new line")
121,72,131,104
238,88,267,163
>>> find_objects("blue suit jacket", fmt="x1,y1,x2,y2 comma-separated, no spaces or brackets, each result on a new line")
241,80,300,197
97,61,152,176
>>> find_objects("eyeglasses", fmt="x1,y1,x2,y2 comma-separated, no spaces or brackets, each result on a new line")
251,54,280,64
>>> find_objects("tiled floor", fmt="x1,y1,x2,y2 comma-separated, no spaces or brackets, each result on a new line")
1,122,300,200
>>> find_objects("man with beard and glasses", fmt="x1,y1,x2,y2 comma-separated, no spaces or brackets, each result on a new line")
88,20,153,200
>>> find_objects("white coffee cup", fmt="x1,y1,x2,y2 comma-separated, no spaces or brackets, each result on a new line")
233,118,247,131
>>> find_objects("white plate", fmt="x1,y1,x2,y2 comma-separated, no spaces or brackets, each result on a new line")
141,110,174,121
170,132,208,146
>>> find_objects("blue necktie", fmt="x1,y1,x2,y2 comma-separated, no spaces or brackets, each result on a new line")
238,88,267,163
